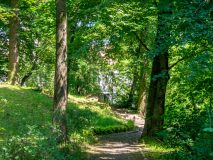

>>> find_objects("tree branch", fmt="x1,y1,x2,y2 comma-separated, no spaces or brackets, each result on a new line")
154,0,158,7
169,56,192,70
133,32,150,51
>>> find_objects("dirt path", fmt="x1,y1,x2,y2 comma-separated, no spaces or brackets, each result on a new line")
86,109,147,160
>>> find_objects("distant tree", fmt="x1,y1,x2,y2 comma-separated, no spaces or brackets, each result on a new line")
8,0,19,84
18,0,55,87
53,0,68,143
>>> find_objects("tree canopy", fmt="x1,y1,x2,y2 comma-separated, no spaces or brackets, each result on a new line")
0,0,212,159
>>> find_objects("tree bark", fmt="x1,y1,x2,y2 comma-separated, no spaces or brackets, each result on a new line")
127,69,138,107
20,64,37,86
20,72,32,86
138,60,148,117
142,1,171,136
53,0,68,143
8,0,19,85
142,52,169,136
21,49,38,86
135,29,150,116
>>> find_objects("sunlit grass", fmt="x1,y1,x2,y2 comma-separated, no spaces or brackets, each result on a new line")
0,84,133,159
0,84,130,145
141,137,177,160
67,94,131,144
69,94,127,126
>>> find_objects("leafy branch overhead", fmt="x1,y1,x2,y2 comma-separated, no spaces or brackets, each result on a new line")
0,0,212,159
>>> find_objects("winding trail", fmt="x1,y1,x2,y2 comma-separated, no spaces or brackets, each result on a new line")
87,109,147,160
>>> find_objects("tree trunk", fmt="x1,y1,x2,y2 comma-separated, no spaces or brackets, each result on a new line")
142,52,169,136
138,60,148,117
134,29,150,116
127,69,138,107
20,50,38,86
142,1,171,136
8,0,19,85
53,0,68,143
20,64,37,86
21,72,32,86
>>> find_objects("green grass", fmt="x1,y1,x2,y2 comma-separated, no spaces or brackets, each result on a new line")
140,137,177,160
66,95,133,142
0,85,52,140
0,84,132,159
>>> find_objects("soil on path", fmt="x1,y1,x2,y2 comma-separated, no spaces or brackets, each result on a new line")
86,108,147,160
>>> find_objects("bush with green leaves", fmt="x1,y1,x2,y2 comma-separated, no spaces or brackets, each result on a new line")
161,53,213,159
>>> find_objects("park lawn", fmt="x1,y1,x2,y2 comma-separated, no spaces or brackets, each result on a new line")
0,84,131,159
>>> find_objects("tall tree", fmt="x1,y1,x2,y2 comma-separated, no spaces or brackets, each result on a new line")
135,29,152,117
53,0,68,142
142,0,212,137
8,0,19,84
142,0,172,136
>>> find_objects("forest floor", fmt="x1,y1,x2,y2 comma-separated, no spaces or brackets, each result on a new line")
86,109,149,160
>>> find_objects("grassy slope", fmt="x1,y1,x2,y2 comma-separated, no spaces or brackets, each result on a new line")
0,84,178,160
0,85,131,155
0,85,52,142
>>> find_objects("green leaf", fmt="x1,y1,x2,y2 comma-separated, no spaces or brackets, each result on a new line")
203,127,213,132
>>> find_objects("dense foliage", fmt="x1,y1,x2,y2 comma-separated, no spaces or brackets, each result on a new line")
0,0,212,159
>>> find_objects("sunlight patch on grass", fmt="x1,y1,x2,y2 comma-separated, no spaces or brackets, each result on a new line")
141,137,176,160
68,94,127,126
0,84,130,146
67,95,131,144
0,84,18,89
0,84,134,159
